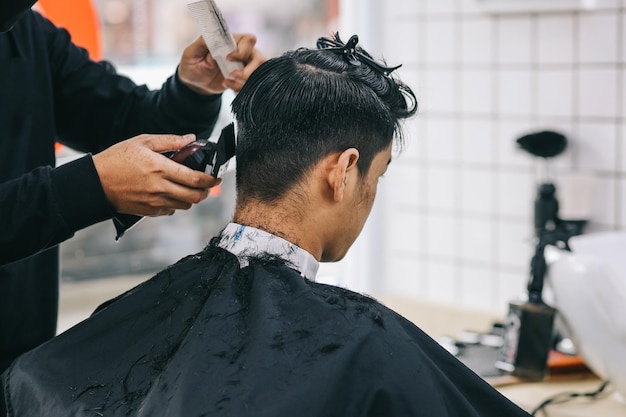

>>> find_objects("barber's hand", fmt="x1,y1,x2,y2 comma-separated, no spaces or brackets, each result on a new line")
177,33,266,95
92,134,220,217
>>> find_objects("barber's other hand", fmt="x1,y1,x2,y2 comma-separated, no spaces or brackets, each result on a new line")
92,134,220,217
177,33,266,95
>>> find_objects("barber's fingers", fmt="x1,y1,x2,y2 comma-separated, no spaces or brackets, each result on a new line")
93,133,222,216
136,133,222,189
141,133,197,153
224,49,266,91
123,181,212,217
224,33,266,91
180,36,220,71
161,158,222,190
187,35,210,57
228,33,257,63
141,178,223,217
124,134,219,189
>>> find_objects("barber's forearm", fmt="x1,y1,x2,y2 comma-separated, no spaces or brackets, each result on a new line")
0,156,113,265
50,154,114,231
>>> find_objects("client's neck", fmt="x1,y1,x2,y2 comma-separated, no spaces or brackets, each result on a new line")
233,201,320,259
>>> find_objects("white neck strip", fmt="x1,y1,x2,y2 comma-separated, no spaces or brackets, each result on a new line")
215,223,319,281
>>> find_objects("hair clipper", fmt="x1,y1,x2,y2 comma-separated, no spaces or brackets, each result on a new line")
112,123,236,240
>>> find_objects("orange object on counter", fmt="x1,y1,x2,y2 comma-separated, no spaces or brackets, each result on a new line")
547,350,593,376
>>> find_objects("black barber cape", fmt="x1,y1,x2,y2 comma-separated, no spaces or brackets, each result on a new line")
1,243,531,417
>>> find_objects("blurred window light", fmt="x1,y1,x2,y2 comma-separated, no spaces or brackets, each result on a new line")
93,0,337,65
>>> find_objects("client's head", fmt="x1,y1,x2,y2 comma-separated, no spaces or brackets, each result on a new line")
231,33,417,262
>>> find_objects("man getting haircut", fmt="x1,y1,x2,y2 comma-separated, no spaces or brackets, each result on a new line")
0,34,531,417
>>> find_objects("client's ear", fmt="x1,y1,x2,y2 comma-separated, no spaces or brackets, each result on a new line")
328,148,360,203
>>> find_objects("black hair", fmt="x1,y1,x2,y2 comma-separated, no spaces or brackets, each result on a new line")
231,35,417,203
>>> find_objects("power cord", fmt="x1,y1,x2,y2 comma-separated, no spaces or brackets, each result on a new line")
530,380,611,416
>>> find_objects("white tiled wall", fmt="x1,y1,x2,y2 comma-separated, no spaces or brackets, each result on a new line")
379,0,625,315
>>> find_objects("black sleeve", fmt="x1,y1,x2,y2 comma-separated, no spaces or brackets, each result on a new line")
37,11,222,153
0,155,112,266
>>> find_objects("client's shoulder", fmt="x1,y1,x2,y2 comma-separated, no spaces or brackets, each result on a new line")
304,282,394,330
305,281,436,343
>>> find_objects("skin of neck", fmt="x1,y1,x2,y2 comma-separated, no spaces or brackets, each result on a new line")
232,149,361,261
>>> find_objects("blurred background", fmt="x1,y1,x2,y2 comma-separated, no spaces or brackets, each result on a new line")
94,0,336,64
52,0,625,336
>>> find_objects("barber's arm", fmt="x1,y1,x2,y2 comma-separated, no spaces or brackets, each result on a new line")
0,134,219,266
0,157,108,266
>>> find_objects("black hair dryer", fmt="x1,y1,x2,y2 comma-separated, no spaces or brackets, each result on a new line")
519,131,567,238
496,131,569,380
